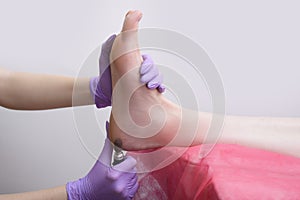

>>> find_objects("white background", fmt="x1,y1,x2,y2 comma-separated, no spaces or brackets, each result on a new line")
0,0,299,193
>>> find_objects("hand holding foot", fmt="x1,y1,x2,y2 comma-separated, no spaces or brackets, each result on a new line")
89,33,165,108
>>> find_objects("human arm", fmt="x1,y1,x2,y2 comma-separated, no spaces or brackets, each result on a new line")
0,67,91,110
0,122,138,200
0,186,67,200
0,38,164,110
0,64,162,111
66,122,138,200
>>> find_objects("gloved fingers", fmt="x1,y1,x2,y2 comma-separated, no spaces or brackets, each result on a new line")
118,172,138,199
108,157,137,180
114,173,138,199
128,181,139,199
98,121,113,165
99,34,116,74
129,172,138,186
118,169,137,187
140,54,154,75
140,54,165,93
113,156,137,172
157,85,166,93
125,167,138,183
146,74,163,89
140,66,159,84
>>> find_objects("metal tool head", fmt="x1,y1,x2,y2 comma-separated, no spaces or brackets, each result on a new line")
113,139,126,166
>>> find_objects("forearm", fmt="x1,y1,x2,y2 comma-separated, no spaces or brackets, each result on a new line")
0,185,67,200
0,68,93,110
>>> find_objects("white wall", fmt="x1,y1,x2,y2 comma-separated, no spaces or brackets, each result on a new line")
1,0,300,193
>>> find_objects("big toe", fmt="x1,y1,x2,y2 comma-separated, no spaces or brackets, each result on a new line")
121,10,143,32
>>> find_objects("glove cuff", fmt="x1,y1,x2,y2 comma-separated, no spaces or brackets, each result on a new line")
66,180,81,200
67,176,96,200
89,77,111,108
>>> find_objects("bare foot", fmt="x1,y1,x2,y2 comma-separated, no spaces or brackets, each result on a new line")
109,11,203,151
109,11,178,150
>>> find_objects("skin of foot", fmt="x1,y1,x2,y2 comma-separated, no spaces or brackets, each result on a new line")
108,10,190,151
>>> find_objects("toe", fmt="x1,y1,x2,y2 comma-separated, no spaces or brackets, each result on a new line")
122,10,143,32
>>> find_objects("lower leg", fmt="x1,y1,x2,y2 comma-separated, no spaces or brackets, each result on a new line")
109,11,300,158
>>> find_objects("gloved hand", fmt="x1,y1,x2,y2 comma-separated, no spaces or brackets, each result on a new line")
66,122,138,200
90,34,165,108
140,54,165,93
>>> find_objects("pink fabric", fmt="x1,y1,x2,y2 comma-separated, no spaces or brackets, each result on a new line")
133,144,300,200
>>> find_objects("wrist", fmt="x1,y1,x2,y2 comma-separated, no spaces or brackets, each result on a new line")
66,180,78,200
89,76,111,108
66,178,91,200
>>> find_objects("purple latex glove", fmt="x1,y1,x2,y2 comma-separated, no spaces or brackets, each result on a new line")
90,34,165,108
66,122,138,200
140,54,165,93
